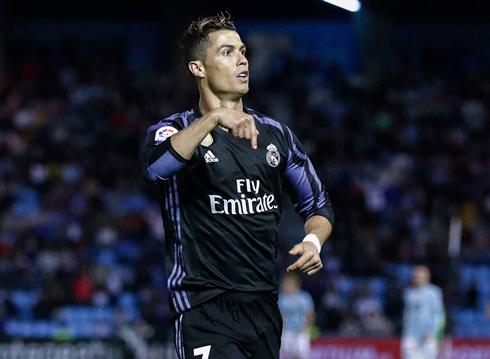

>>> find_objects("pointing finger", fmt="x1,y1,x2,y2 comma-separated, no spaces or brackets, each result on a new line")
287,261,299,272
301,260,322,274
289,244,302,256
307,265,323,276
251,129,258,149
299,256,319,271
237,123,245,138
249,116,258,149
288,252,314,273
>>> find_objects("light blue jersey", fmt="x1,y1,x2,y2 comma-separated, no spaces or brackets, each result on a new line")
402,284,445,339
279,290,314,332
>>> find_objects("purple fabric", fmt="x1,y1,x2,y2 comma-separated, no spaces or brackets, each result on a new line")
167,182,186,312
285,159,316,216
146,112,182,133
165,184,182,312
147,151,185,182
181,109,193,128
165,178,191,313
307,158,323,196
248,108,284,134
173,179,191,309
286,126,308,160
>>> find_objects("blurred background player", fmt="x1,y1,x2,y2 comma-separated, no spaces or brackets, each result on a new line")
279,273,315,359
401,266,445,359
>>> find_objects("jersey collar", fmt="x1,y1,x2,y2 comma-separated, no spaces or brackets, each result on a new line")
192,105,250,119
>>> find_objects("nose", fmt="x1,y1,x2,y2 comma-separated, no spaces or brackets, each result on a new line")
237,52,248,67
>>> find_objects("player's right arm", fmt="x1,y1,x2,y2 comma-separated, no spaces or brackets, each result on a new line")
140,108,258,183
171,107,258,160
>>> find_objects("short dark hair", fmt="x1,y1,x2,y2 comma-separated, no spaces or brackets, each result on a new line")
179,12,237,81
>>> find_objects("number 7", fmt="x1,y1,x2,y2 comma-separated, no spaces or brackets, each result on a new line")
194,345,211,359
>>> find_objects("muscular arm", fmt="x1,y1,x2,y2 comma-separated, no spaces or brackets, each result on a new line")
170,111,217,160
287,216,332,275
305,215,333,246
171,108,258,160
283,125,334,275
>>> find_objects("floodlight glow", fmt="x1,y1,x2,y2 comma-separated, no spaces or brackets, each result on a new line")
322,0,361,12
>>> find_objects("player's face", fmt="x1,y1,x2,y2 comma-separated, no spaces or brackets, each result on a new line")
280,276,300,293
203,30,249,98
412,266,430,287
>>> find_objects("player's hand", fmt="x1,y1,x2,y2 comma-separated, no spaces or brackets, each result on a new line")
287,241,323,275
211,108,259,149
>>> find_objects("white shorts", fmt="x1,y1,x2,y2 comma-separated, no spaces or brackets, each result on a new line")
280,330,310,359
401,335,439,359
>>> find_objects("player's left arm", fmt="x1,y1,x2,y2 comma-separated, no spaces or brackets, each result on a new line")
287,216,332,275
282,126,334,275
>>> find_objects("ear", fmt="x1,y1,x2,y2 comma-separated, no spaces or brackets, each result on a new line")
189,61,205,79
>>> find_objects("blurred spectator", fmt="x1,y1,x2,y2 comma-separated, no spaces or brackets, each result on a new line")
0,291,18,318
320,280,345,331
464,282,478,309
361,307,394,337
73,266,95,304
338,314,362,337
353,286,383,321
34,275,69,319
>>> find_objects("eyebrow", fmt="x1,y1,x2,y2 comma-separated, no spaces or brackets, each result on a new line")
217,44,247,52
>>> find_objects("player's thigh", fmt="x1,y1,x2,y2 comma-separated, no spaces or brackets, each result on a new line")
173,308,249,359
188,341,248,359
252,331,281,359
251,306,282,359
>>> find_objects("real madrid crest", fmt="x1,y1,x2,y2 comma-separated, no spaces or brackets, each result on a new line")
266,143,280,167
201,133,214,147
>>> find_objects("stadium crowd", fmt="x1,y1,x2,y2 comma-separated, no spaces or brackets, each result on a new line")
0,34,489,341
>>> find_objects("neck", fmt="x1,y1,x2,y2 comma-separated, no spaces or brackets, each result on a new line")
198,86,244,116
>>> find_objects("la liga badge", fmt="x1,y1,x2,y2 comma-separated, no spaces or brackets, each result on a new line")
155,126,178,141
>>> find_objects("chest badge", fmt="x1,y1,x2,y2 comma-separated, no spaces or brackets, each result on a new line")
266,143,280,168
201,133,214,147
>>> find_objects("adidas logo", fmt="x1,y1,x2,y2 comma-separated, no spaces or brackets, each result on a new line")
204,150,219,163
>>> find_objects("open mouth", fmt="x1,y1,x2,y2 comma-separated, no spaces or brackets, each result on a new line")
237,71,249,81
